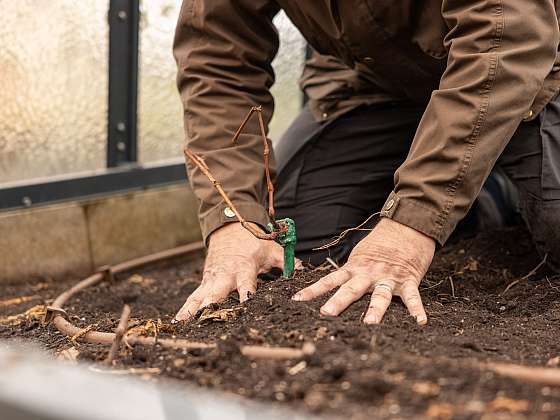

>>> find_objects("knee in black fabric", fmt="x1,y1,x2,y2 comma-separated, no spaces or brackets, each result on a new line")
521,198,560,273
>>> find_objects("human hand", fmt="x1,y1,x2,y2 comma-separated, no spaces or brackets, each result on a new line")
292,218,435,325
174,222,301,321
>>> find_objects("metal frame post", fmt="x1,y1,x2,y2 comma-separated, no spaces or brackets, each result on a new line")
107,0,140,167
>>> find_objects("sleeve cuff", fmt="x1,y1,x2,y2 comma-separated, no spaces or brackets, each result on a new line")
199,201,271,245
380,191,453,246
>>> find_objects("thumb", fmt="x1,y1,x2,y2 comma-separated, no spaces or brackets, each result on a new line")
262,240,287,270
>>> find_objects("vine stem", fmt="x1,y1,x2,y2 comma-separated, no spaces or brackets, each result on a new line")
231,106,277,227
184,147,281,240
105,304,131,365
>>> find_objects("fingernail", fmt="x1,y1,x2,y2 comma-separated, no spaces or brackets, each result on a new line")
416,315,428,326
364,315,379,324
171,318,179,324
292,294,302,301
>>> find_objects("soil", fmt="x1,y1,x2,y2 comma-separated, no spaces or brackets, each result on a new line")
1,226,560,419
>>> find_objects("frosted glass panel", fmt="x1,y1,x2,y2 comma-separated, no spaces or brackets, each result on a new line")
270,11,306,142
0,0,109,183
137,0,185,164
138,5,305,163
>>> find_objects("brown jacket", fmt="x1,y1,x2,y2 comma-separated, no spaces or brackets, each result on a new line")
174,1,560,245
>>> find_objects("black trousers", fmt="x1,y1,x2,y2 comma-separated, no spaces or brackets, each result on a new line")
274,102,560,270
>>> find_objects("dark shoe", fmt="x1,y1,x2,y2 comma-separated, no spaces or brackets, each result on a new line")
452,169,520,241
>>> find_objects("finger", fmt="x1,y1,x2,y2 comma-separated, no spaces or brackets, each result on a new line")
363,282,395,324
236,271,257,302
320,275,371,316
295,257,304,270
399,282,427,325
292,269,351,301
174,289,204,321
190,267,237,310
200,278,235,308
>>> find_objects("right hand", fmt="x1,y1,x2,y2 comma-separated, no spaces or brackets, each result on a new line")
174,222,300,321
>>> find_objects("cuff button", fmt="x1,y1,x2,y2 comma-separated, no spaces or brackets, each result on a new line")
223,207,236,218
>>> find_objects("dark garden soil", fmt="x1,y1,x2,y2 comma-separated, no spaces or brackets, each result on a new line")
1,226,560,419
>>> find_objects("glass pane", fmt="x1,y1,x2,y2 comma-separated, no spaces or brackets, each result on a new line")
137,0,185,164
270,11,305,142
0,0,109,183
137,5,305,163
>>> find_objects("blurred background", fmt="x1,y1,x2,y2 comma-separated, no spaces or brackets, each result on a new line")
0,0,306,282
0,0,305,183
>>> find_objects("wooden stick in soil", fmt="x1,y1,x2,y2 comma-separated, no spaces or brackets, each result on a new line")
241,342,316,360
105,304,131,365
487,362,560,387
184,147,282,240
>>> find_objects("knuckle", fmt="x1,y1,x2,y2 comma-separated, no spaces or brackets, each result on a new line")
406,295,421,306
323,276,340,288
371,290,392,303
367,304,381,314
324,269,350,287
342,283,362,297
186,292,202,305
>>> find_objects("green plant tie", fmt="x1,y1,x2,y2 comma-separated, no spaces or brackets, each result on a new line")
268,218,296,278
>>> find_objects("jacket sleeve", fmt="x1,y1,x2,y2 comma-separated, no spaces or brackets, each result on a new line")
173,0,280,242
381,0,559,244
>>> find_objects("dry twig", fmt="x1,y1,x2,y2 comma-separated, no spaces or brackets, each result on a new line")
89,366,162,376
326,257,340,270
0,305,46,326
545,276,560,292
313,212,380,251
70,324,97,345
241,342,316,360
105,304,132,365
0,295,40,307
197,307,242,323
448,276,456,299
487,362,560,386
502,254,548,295
420,279,444,291
232,106,277,227
184,147,282,241
184,105,289,239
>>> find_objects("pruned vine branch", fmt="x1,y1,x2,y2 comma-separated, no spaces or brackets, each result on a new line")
232,105,277,228
313,212,380,251
184,148,281,240
501,254,548,295
184,105,286,241
105,304,131,365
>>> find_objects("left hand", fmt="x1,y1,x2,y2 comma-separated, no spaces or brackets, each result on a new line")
292,218,436,325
